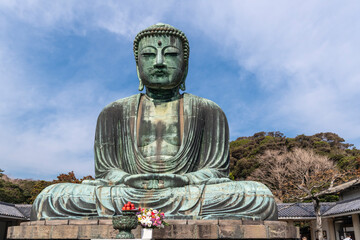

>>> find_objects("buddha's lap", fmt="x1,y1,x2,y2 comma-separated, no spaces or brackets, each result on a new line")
36,180,274,203
32,180,277,220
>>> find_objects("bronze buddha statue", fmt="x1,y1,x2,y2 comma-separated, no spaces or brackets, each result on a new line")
31,23,277,221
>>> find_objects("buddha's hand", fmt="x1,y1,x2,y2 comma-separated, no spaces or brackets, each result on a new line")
204,178,231,185
81,179,112,186
82,171,130,186
123,173,189,189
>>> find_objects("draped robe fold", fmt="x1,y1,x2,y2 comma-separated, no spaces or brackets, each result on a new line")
31,93,278,221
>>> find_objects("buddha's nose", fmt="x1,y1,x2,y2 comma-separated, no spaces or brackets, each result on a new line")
154,53,165,68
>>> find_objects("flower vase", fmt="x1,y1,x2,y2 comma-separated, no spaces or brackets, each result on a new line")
141,228,153,239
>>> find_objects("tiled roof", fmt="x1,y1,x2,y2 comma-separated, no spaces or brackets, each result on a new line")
0,202,30,219
15,204,32,219
278,202,336,219
323,197,360,216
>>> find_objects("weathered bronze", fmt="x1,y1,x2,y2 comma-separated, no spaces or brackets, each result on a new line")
112,212,138,239
31,23,278,221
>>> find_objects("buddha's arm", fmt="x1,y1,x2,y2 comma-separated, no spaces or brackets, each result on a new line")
184,99,230,185
90,103,132,185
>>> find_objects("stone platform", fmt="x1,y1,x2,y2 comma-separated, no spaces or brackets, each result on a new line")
7,219,299,239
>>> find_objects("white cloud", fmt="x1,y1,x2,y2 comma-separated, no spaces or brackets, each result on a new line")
179,1,360,144
0,32,134,179
0,0,172,37
0,49,100,179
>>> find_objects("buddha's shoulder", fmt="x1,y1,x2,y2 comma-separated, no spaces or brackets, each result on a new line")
99,93,225,114
100,94,140,113
185,93,224,112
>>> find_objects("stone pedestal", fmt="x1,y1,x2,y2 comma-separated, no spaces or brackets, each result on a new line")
7,219,299,239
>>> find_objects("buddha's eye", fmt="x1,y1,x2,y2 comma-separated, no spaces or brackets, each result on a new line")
164,52,179,57
140,47,156,58
164,47,180,57
141,52,156,57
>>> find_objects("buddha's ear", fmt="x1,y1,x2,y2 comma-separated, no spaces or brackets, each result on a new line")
180,65,188,91
136,65,144,91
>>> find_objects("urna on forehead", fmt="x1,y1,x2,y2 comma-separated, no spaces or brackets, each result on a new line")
138,35,183,49
133,23,190,63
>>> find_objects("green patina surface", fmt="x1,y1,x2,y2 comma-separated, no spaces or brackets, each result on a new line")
31,23,278,221
112,212,138,239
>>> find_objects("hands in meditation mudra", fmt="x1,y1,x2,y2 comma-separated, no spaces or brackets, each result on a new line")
31,24,277,221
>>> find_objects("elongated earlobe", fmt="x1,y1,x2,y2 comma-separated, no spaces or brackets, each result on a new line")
180,65,188,91
180,82,186,91
136,66,144,91
139,81,144,91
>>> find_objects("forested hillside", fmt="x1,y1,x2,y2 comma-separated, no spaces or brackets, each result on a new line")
0,170,93,204
230,132,360,202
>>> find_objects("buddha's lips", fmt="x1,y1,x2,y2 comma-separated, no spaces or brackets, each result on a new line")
151,69,169,76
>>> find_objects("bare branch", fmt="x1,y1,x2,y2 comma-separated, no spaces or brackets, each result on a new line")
297,184,312,196
314,178,360,197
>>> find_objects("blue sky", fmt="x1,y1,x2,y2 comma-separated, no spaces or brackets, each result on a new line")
1,1,360,180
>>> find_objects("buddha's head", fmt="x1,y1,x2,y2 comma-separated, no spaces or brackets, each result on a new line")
134,23,189,91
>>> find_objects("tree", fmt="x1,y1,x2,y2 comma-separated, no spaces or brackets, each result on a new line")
52,171,94,183
249,148,360,240
0,179,27,203
0,169,25,203
53,171,81,183
29,172,94,203
29,180,52,203
230,131,360,180
0,169,94,204
80,175,95,182
230,131,287,179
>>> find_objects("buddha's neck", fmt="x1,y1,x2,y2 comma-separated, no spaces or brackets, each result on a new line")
145,87,181,102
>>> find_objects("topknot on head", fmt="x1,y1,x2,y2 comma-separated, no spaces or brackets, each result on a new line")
133,23,190,64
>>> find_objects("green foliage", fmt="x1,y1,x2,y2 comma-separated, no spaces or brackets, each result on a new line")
0,179,27,203
0,170,94,204
319,194,339,202
0,170,51,204
29,180,52,203
230,138,250,148
230,132,360,180
336,156,359,170
229,172,235,180
301,195,340,203
230,131,287,180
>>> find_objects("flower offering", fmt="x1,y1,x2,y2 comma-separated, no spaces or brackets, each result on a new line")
136,208,167,228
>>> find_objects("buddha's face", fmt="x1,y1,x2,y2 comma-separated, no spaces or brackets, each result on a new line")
137,35,186,90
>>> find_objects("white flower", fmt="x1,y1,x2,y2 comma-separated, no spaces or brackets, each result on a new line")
140,216,152,226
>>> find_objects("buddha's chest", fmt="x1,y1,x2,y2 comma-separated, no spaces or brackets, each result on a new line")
137,98,181,159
